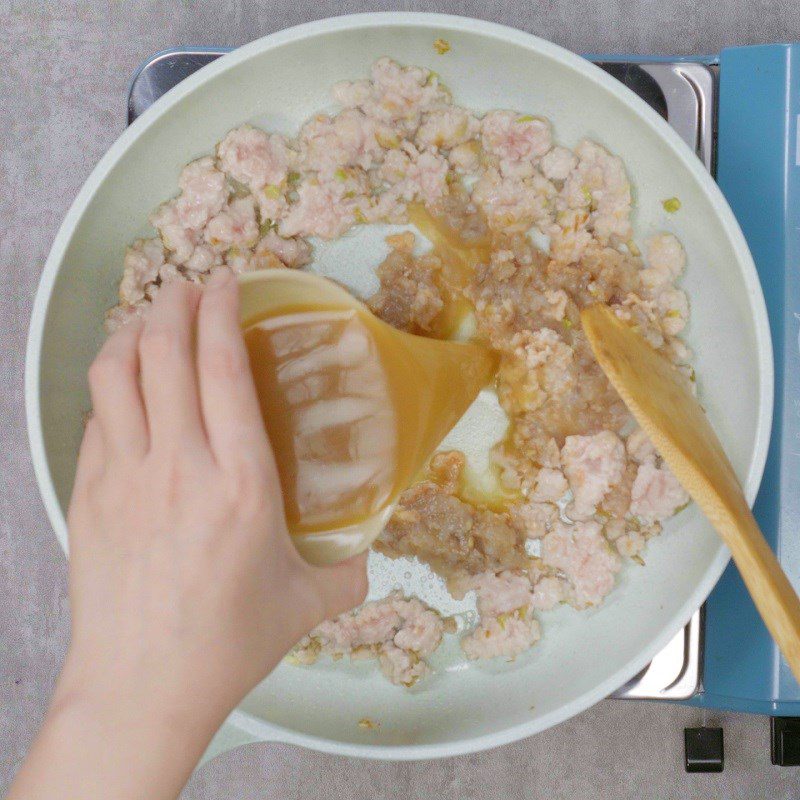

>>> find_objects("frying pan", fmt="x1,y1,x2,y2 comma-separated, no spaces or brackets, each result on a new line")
25,13,772,760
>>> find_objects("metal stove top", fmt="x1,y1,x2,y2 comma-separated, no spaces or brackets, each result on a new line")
127,49,715,703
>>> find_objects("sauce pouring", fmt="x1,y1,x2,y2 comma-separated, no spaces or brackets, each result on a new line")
239,269,497,565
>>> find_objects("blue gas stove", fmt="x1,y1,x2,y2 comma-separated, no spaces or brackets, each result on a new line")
127,42,800,768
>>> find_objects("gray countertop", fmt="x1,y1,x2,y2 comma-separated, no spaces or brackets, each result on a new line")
2,2,800,797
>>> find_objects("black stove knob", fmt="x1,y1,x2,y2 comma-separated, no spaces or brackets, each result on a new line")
771,717,800,766
684,726,724,772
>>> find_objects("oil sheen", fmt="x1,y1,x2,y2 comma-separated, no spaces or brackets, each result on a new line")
244,302,497,537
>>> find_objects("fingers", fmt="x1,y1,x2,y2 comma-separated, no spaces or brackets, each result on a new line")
87,318,148,457
139,280,206,452
196,270,274,473
311,552,369,619
71,416,105,498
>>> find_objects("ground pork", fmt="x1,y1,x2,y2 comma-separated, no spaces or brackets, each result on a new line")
119,238,165,305
558,139,632,245
205,195,259,252
298,109,391,174
257,230,312,268
333,57,450,133
149,157,229,265
217,124,292,193
375,480,529,592
461,571,541,660
278,180,361,240
471,167,555,232
367,238,444,333
415,106,480,151
540,146,577,181
541,520,621,608
509,501,559,540
561,431,626,520
629,461,689,523
292,592,451,686
626,427,657,464
481,110,552,177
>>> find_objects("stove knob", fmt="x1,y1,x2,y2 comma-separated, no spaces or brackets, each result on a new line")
684,726,724,773
771,717,800,766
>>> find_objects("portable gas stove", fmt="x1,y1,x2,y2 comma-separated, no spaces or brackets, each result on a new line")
127,43,800,768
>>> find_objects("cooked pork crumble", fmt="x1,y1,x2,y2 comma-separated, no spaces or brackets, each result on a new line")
292,592,455,687
110,57,691,686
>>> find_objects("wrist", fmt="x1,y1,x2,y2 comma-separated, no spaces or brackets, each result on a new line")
34,660,223,800
52,648,229,751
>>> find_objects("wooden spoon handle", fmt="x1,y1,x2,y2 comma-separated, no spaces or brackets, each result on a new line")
713,497,800,682
580,304,800,684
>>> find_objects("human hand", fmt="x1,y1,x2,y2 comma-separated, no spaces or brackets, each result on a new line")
10,271,367,800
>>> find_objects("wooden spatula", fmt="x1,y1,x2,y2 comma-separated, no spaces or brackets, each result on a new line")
581,303,800,683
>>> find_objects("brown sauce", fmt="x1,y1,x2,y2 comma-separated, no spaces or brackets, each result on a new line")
245,301,496,536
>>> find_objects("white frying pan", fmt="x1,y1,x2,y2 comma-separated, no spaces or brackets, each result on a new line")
25,13,772,761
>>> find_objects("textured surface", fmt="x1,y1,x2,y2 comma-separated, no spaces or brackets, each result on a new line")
2,1,800,797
